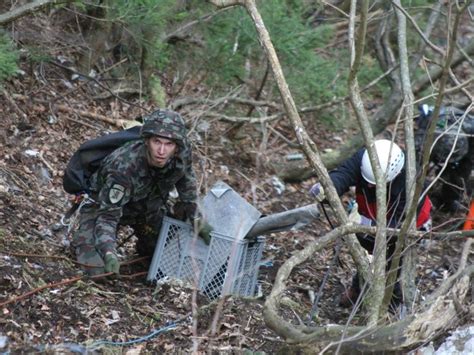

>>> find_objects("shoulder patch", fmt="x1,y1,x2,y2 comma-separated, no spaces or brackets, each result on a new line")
109,184,126,204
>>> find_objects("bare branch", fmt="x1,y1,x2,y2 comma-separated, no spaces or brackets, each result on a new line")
162,8,232,43
391,0,444,55
56,104,135,128
387,0,417,313
348,0,387,322
207,0,244,7
414,38,474,94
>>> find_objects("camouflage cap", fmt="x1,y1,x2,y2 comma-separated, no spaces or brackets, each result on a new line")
140,109,187,145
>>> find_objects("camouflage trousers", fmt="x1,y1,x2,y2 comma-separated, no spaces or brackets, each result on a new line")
71,205,163,276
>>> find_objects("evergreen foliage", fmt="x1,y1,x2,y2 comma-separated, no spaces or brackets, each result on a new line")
106,1,356,107
193,2,348,106
102,1,429,114
106,0,186,69
0,32,19,84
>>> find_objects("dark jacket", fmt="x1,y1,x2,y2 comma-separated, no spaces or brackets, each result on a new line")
330,148,431,229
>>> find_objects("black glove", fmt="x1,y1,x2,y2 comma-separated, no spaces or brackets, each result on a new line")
173,201,197,221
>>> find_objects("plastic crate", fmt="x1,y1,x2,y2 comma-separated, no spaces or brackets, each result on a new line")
147,217,265,299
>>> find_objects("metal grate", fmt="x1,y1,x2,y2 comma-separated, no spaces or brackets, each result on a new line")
147,217,265,299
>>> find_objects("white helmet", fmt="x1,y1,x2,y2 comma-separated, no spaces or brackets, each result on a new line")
361,139,405,184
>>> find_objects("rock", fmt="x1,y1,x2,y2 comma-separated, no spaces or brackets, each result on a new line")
413,325,474,355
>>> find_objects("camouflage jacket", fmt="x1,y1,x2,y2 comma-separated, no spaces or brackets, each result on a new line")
88,138,197,244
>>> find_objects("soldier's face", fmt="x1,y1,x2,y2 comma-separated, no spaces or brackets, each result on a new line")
146,136,178,167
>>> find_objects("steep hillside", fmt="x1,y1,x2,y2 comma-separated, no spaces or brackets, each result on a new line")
0,6,471,354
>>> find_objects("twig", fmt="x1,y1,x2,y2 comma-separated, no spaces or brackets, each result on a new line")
120,271,148,279
121,256,151,266
5,253,151,268
321,0,349,18
51,58,129,104
1,89,28,119
390,0,444,55
414,77,474,105
56,104,133,128
307,241,342,323
38,151,55,173
49,61,147,110
4,252,72,261
0,266,151,308
0,274,85,308
162,8,232,43
267,124,299,149
0,167,29,191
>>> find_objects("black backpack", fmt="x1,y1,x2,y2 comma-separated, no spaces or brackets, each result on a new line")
63,126,141,194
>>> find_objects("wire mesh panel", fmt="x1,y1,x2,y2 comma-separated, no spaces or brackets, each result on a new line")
147,217,265,299
232,237,265,296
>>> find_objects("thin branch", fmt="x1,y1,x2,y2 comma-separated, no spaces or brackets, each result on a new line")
414,77,474,104
207,0,244,7
423,239,473,305
162,8,232,43
0,272,116,308
348,0,386,323
391,0,444,55
48,61,147,109
56,104,135,128
414,38,474,94
386,0,417,314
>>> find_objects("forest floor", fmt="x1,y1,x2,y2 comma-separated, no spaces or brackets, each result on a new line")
0,9,473,355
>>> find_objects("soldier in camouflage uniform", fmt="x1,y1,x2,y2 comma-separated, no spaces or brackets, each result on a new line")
71,109,210,275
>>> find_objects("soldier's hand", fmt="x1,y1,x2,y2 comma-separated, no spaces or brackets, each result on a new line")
309,183,325,203
195,219,213,245
104,252,120,275
173,201,197,221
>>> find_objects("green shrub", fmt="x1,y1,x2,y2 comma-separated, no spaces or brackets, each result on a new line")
104,0,429,122
175,2,349,106
0,32,19,83
106,0,188,69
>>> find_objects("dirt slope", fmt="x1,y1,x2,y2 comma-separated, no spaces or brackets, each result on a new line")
0,9,471,354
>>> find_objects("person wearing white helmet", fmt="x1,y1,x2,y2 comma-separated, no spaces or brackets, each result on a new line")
360,139,405,185
309,139,432,308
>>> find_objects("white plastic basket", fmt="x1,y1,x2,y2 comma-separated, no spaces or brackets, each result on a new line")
147,217,265,299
